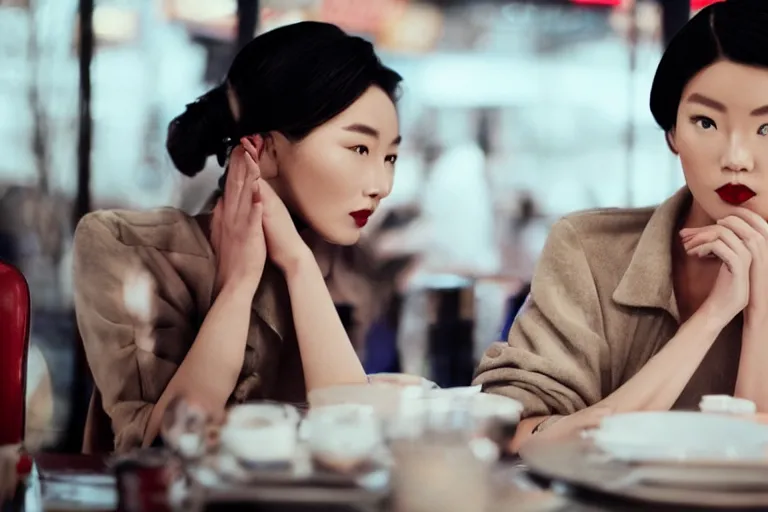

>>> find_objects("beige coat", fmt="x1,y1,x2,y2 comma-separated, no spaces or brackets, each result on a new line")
73,208,393,453
473,187,742,418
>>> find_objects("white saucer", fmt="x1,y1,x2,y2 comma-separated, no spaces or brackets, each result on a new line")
587,411,768,464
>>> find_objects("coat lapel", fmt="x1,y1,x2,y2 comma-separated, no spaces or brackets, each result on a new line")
612,187,691,322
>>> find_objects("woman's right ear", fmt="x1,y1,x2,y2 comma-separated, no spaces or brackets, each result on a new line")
254,133,279,179
665,130,679,155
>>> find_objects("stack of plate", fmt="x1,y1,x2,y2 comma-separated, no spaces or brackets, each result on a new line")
522,412,768,507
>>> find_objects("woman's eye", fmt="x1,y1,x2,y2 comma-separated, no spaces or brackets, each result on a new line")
385,154,398,165
691,116,716,130
351,145,369,155
759,124,768,136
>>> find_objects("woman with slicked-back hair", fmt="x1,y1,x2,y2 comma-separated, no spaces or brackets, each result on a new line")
475,0,768,450
72,21,403,453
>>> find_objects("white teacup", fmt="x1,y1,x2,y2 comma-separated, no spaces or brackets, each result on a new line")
303,404,382,472
220,403,300,465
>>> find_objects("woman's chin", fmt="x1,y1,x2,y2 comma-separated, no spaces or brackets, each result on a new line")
320,227,361,246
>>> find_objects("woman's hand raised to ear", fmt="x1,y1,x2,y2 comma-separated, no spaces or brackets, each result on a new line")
241,137,313,275
211,137,267,295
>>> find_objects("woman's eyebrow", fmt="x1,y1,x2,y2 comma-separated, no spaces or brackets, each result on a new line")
343,123,401,145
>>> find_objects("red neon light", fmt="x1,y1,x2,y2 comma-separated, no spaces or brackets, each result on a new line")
691,0,724,8
569,0,724,7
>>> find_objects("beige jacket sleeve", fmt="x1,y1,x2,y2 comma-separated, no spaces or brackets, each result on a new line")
473,218,608,417
73,213,189,452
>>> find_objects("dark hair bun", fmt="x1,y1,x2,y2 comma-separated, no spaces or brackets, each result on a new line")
166,85,235,177
166,21,402,179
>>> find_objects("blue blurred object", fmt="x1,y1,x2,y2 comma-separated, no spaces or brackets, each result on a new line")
498,282,531,342
363,319,400,374
0,232,18,267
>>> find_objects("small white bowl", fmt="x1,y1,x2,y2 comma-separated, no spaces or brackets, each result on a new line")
220,404,300,464
304,404,382,471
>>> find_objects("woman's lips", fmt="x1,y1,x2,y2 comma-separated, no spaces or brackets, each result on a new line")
349,210,372,228
716,184,756,206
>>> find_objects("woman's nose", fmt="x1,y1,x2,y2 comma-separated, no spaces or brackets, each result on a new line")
721,134,755,173
365,169,392,199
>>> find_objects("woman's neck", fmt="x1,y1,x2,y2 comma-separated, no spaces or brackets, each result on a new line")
672,197,721,322
290,210,308,233
680,197,714,230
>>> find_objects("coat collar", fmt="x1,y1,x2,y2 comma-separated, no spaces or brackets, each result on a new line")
612,187,692,322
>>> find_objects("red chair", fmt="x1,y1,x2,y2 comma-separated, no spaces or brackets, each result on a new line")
0,262,31,445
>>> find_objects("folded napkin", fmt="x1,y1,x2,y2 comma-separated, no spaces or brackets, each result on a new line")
699,395,757,416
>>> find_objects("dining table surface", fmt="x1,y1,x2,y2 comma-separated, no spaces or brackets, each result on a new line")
7,411,768,511
7,450,766,512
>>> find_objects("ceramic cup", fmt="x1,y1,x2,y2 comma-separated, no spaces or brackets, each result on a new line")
219,403,301,465
303,404,382,472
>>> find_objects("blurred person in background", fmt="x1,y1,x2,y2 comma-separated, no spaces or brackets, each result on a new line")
71,21,403,453
474,0,768,450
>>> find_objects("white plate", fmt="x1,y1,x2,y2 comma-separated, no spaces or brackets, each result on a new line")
367,373,438,389
425,386,482,398
308,383,425,418
469,393,523,421
589,412,768,463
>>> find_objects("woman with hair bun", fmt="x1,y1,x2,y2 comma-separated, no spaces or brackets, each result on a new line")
73,21,403,453
474,0,768,449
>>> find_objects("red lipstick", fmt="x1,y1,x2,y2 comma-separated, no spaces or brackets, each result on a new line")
716,184,756,206
349,210,372,228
